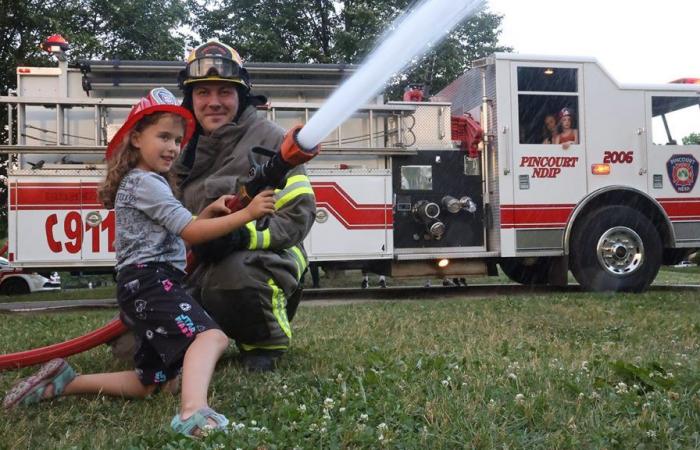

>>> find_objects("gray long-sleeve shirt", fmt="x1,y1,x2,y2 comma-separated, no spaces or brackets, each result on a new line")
115,169,193,272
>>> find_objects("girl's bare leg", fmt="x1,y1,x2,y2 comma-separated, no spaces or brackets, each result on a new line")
61,371,159,398
179,329,229,419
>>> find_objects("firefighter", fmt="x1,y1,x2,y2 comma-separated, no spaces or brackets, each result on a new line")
173,40,316,372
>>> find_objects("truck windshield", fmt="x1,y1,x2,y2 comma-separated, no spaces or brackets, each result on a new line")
651,96,700,146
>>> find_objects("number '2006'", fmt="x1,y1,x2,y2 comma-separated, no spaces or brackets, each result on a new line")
603,151,634,164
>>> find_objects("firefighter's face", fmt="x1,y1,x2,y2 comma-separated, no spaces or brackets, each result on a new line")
191,82,239,134
131,114,184,173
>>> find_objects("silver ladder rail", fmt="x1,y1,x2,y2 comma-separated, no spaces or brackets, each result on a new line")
0,96,420,155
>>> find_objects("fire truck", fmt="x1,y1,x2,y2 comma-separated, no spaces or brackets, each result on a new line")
2,42,699,292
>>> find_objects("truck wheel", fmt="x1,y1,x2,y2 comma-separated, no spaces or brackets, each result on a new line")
0,278,30,295
570,205,661,292
499,257,551,285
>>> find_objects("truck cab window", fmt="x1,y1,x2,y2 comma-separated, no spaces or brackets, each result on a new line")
517,67,580,145
651,96,700,145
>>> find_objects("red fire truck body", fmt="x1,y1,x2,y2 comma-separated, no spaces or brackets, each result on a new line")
2,53,699,291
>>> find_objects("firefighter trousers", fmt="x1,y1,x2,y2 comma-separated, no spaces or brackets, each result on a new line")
196,280,303,351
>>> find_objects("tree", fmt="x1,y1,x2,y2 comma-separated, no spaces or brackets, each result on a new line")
0,0,190,237
1,0,189,93
682,132,700,145
191,0,511,99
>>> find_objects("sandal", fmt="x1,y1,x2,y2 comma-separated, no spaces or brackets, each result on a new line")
171,407,229,437
2,358,77,409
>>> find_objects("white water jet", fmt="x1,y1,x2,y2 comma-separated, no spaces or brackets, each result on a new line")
296,0,486,150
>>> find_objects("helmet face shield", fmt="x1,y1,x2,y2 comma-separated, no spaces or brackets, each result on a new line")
181,40,250,90
185,56,242,80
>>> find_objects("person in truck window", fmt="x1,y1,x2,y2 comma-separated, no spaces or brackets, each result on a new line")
553,107,579,149
3,88,276,437
541,114,559,144
173,40,316,372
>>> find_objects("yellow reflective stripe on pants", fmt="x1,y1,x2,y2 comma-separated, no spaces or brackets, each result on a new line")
268,278,292,339
239,343,288,351
245,221,271,250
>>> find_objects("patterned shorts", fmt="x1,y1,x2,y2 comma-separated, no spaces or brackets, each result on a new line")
116,262,221,386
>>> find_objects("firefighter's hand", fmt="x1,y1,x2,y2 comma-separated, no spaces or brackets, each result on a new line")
244,189,276,220
199,195,235,219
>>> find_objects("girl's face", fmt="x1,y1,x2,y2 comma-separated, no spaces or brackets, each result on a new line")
131,114,185,173
545,115,557,131
561,115,572,129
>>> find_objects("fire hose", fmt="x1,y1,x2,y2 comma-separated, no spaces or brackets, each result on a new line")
0,127,319,370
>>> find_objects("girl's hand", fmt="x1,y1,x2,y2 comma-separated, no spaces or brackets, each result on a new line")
200,195,234,219
245,189,276,220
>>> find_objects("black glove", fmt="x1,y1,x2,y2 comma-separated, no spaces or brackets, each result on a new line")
191,228,250,263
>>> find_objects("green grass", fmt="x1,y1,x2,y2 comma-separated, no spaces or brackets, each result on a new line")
653,266,700,285
1,291,699,449
0,286,116,303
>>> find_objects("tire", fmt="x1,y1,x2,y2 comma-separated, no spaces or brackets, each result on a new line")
499,257,552,285
0,277,31,296
570,205,662,292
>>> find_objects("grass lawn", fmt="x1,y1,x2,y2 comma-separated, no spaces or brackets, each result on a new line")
1,291,699,449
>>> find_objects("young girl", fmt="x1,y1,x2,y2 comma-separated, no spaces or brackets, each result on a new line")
552,107,579,149
2,88,275,437
541,114,558,144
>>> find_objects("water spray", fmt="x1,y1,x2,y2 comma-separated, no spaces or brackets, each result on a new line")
296,0,486,150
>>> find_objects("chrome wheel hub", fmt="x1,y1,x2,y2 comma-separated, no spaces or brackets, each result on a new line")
596,226,644,275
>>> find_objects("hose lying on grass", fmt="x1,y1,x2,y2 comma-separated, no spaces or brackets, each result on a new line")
0,319,127,370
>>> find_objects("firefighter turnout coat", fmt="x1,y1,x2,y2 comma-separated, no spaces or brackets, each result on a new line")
174,105,315,350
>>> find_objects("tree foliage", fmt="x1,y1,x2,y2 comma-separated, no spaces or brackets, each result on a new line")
191,0,511,98
682,132,700,145
0,0,189,237
1,0,188,95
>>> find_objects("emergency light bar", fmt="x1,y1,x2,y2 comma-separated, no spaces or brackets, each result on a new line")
670,78,700,85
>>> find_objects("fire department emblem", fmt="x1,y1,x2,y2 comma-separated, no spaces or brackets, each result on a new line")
666,154,698,193
151,87,177,105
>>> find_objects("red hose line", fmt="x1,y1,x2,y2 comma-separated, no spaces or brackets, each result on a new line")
0,247,196,371
0,318,128,371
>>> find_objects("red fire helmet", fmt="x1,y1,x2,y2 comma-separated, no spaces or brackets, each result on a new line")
557,107,574,121
105,88,195,161
41,34,69,53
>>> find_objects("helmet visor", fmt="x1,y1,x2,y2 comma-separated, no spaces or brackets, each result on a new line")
185,56,242,80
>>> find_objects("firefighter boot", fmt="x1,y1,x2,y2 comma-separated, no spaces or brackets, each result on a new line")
239,349,284,373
